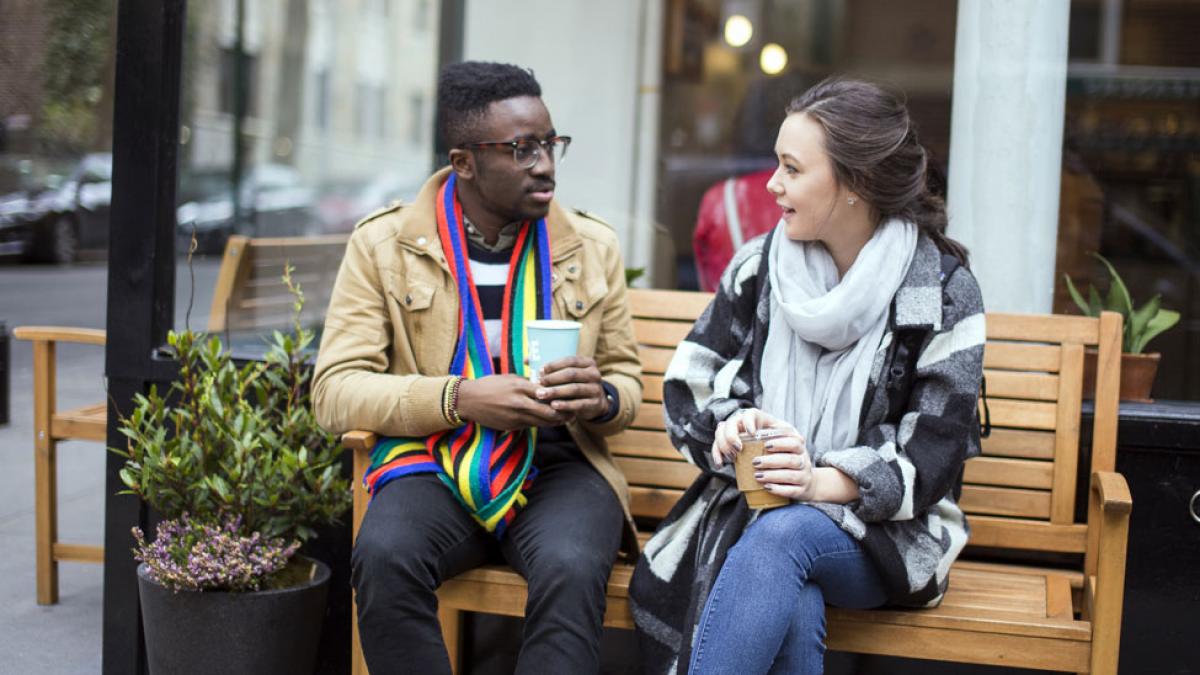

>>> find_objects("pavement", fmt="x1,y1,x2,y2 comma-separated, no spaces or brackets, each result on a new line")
0,257,220,674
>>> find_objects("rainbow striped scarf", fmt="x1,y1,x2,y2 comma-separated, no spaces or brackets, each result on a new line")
363,173,552,536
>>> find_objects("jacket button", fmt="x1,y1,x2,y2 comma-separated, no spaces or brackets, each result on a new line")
417,236,427,246
405,294,413,305
552,273,559,282
575,300,584,310
568,265,577,274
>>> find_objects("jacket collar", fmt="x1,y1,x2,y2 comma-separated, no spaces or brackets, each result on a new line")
892,234,945,331
396,167,583,265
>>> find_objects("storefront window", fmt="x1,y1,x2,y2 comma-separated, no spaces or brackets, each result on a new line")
1060,0,1200,400
657,0,957,290
175,0,442,338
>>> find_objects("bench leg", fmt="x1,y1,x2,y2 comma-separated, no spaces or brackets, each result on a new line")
34,436,58,605
438,601,462,675
31,339,59,605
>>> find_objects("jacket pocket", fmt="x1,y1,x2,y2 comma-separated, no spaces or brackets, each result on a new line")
564,277,607,320
388,280,435,312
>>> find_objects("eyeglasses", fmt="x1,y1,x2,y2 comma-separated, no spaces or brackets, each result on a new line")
462,136,571,169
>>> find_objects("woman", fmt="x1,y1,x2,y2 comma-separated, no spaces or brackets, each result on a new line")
629,78,986,674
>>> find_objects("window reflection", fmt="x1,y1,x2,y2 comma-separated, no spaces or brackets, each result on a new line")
1059,0,1200,400
173,0,441,336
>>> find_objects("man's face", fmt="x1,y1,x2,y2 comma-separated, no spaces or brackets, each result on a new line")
467,96,558,223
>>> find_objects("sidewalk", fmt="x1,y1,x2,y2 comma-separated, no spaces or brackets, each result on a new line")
0,260,220,674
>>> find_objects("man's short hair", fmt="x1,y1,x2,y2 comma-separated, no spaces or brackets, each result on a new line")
437,61,542,149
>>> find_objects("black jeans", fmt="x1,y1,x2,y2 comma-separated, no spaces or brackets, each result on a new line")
352,442,624,675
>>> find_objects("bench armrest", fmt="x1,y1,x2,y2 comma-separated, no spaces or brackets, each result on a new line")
342,430,378,453
1087,469,1132,671
13,326,107,346
344,430,377,540
1092,470,1132,514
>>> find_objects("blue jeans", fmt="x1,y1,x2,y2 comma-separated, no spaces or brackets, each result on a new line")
689,504,888,675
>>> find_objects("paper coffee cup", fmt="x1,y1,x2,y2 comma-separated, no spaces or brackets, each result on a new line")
734,429,790,509
526,320,582,383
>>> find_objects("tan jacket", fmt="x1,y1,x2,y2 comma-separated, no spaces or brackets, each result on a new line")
313,168,643,554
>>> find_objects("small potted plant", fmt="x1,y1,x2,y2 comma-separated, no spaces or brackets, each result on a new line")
1064,252,1181,401
112,266,351,675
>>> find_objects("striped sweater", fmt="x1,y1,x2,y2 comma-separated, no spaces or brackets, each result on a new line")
628,231,986,674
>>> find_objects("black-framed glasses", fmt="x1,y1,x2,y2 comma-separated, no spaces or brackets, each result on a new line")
463,136,571,169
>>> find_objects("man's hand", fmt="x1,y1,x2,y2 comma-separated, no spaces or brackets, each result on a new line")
534,356,609,422
456,374,566,431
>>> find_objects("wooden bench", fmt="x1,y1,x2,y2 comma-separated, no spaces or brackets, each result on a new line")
344,288,1131,674
14,233,349,605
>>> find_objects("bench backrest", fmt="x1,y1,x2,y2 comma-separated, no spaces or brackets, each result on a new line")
208,234,349,333
613,289,1122,573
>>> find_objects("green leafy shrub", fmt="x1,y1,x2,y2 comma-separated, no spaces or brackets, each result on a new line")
113,265,351,586
1063,252,1181,354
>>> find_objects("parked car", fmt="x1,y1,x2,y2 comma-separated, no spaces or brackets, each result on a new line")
176,163,320,255
0,153,112,263
315,171,422,233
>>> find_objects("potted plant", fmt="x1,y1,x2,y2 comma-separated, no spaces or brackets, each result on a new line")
112,266,351,675
1064,252,1181,401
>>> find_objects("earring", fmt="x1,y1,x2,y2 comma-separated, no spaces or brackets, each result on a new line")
847,196,857,206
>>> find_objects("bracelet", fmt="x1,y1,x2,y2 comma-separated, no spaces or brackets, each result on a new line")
442,376,465,427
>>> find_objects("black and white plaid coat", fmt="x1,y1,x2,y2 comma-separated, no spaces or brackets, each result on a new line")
629,230,986,674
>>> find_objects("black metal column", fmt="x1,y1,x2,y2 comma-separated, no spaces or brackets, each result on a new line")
103,1,186,673
432,0,465,170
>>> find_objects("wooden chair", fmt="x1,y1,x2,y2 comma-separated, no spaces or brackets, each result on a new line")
12,325,107,605
344,288,1130,674
15,234,349,605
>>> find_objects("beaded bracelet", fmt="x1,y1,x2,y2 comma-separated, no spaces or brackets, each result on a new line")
443,376,465,427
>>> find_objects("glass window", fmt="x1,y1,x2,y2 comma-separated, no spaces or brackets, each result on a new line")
176,0,442,345
657,0,957,291
1060,0,1200,400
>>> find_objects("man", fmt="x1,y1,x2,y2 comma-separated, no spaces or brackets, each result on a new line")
313,61,642,674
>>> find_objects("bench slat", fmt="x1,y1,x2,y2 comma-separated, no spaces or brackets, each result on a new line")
963,456,1054,490
983,343,1061,373
961,485,1052,519
628,289,714,320
980,428,1056,460
966,517,1087,553
982,370,1059,401
632,319,692,348
980,398,1058,431
632,403,665,430
51,404,108,442
615,456,700,490
437,561,1093,662
637,345,675,374
985,312,1099,346
629,486,684,519
642,375,664,403
609,429,680,460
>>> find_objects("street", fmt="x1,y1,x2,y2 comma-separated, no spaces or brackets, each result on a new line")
0,257,221,673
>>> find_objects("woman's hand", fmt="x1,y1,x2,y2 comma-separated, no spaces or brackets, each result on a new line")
752,433,816,500
755,439,862,504
710,409,794,467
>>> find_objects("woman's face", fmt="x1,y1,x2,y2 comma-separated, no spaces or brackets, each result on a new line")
765,113,846,242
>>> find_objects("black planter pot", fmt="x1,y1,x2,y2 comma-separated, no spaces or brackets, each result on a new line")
137,556,331,675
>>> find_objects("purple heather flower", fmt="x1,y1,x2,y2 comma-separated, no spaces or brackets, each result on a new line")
132,513,300,593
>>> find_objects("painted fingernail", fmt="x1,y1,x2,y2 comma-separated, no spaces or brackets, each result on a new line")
763,484,774,491
764,442,773,449
751,457,762,467
754,472,763,480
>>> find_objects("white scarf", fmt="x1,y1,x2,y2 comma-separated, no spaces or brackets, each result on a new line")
761,218,917,457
